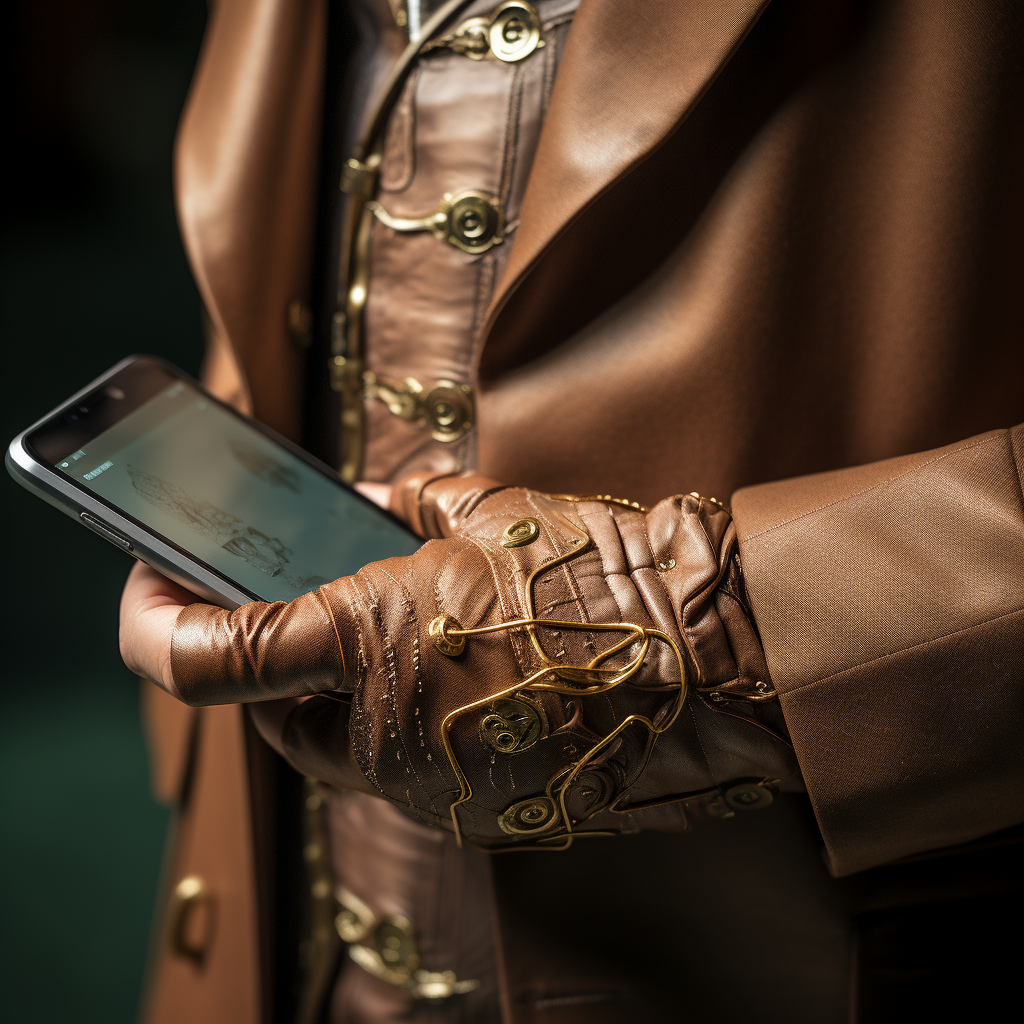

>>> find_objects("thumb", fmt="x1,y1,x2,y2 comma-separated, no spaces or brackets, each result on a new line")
170,579,359,707
389,471,505,539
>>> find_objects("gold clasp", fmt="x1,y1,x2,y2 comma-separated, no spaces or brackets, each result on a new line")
170,875,215,962
709,680,778,704
363,372,474,442
368,190,504,254
336,887,479,1001
422,2,544,63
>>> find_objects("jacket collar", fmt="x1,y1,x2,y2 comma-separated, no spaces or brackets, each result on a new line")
482,0,772,345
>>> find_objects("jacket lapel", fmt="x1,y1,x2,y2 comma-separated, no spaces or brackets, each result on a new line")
176,0,327,438
482,0,772,345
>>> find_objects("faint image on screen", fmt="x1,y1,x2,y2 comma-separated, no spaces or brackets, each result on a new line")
61,381,422,601
127,465,329,591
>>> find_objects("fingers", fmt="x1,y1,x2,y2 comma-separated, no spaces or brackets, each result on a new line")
390,471,505,538
119,560,194,697
355,480,392,508
281,695,380,796
169,580,359,707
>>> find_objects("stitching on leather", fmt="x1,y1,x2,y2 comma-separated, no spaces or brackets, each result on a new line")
499,59,524,205
373,564,443,809
740,433,999,540
783,606,1024,697
315,586,347,677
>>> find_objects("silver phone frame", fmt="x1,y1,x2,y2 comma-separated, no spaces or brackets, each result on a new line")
7,354,415,609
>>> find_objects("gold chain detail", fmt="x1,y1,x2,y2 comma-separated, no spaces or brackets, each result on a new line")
430,503,702,852
420,2,545,62
548,494,648,513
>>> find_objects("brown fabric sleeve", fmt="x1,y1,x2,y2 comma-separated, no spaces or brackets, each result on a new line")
730,425,1024,876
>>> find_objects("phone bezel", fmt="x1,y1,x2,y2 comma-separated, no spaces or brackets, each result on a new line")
6,354,420,609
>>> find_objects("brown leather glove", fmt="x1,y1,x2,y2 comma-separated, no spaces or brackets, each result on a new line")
171,473,800,849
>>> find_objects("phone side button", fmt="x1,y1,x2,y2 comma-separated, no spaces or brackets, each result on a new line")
80,512,134,552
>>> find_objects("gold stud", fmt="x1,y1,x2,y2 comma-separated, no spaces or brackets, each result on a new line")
428,615,466,657
501,517,540,548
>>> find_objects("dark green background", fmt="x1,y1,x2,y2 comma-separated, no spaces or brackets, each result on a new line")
3,4,207,1021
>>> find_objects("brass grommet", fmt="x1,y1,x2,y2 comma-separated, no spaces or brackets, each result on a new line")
498,795,559,835
429,615,466,657
501,517,540,548
488,2,542,62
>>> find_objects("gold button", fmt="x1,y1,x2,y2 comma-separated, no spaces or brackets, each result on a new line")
442,192,503,253
488,2,542,62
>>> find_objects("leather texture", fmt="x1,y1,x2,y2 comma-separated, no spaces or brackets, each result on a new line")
324,786,501,1021
146,0,1024,1021
170,474,799,847
139,704,262,1024
360,0,578,482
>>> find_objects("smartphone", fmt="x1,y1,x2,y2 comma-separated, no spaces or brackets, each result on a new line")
6,355,423,608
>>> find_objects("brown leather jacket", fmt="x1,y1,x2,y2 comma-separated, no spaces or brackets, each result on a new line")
141,1,1024,1022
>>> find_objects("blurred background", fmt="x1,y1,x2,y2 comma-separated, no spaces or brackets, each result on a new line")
3,3,207,1021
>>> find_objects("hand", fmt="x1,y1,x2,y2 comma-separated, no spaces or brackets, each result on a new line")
117,480,394,753
165,473,800,849
119,561,192,698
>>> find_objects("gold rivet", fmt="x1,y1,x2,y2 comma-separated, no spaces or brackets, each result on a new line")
501,518,540,547
656,558,676,572
429,615,466,657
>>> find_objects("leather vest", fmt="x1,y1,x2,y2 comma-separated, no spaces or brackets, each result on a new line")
315,3,580,1020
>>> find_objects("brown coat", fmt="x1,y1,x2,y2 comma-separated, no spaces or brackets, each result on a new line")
142,1,1024,1021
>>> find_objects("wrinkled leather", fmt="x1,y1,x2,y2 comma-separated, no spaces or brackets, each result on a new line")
359,0,579,482
171,474,798,847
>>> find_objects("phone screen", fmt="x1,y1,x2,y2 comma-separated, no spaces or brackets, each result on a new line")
51,378,422,602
